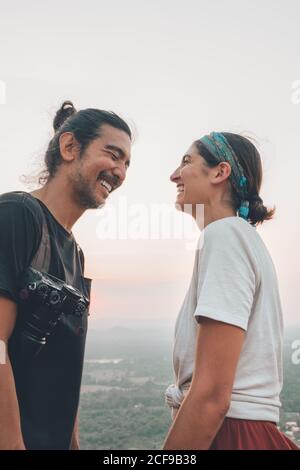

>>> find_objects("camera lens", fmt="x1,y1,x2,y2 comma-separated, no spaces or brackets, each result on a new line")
49,290,61,305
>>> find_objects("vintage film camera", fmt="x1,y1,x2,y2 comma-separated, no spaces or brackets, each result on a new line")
18,267,89,357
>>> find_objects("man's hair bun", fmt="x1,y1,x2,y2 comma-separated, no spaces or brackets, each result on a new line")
53,100,77,132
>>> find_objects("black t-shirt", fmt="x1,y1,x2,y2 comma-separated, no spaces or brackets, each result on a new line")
0,191,91,450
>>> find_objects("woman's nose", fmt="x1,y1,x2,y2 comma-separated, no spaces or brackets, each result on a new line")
170,167,180,182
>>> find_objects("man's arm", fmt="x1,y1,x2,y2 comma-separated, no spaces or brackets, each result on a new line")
70,411,80,450
0,296,26,450
163,318,245,450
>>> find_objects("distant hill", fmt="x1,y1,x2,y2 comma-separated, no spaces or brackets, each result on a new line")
85,327,173,360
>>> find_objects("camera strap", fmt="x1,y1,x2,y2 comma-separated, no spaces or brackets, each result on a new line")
29,197,51,273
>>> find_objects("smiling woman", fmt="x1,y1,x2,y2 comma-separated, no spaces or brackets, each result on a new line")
164,132,299,450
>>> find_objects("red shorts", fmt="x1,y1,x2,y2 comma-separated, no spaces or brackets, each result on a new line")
210,418,300,450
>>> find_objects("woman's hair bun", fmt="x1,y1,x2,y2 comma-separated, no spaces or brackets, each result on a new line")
53,100,77,132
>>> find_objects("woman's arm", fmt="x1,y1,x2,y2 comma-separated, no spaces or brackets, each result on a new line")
163,317,245,450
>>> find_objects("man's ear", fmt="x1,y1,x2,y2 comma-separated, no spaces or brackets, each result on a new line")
59,132,81,163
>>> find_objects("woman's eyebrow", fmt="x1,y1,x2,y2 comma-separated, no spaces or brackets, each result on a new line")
182,154,192,162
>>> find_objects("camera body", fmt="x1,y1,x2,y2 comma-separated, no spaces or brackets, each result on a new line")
18,267,89,357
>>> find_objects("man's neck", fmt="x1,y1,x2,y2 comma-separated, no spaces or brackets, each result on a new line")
30,180,85,233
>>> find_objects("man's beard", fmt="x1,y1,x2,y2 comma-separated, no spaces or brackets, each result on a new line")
71,170,105,209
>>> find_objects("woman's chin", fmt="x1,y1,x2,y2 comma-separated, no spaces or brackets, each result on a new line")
175,201,183,211
175,194,185,210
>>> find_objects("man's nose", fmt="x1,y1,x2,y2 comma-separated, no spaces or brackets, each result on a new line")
113,164,126,184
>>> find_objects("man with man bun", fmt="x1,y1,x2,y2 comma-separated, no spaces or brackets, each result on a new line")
0,101,132,449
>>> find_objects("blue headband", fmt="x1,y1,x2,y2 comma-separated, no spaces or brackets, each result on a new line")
200,132,249,220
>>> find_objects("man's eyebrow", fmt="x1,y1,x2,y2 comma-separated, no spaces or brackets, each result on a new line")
182,153,192,162
105,144,131,166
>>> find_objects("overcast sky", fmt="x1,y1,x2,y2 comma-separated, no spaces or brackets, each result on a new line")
0,0,299,329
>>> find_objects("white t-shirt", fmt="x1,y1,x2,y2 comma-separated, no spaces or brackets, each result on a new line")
166,216,283,423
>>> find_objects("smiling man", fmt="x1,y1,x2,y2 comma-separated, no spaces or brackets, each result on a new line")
0,101,132,450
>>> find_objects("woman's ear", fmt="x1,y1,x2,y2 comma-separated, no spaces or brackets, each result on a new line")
215,162,232,182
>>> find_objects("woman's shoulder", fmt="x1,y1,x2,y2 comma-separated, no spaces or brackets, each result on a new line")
200,216,266,262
